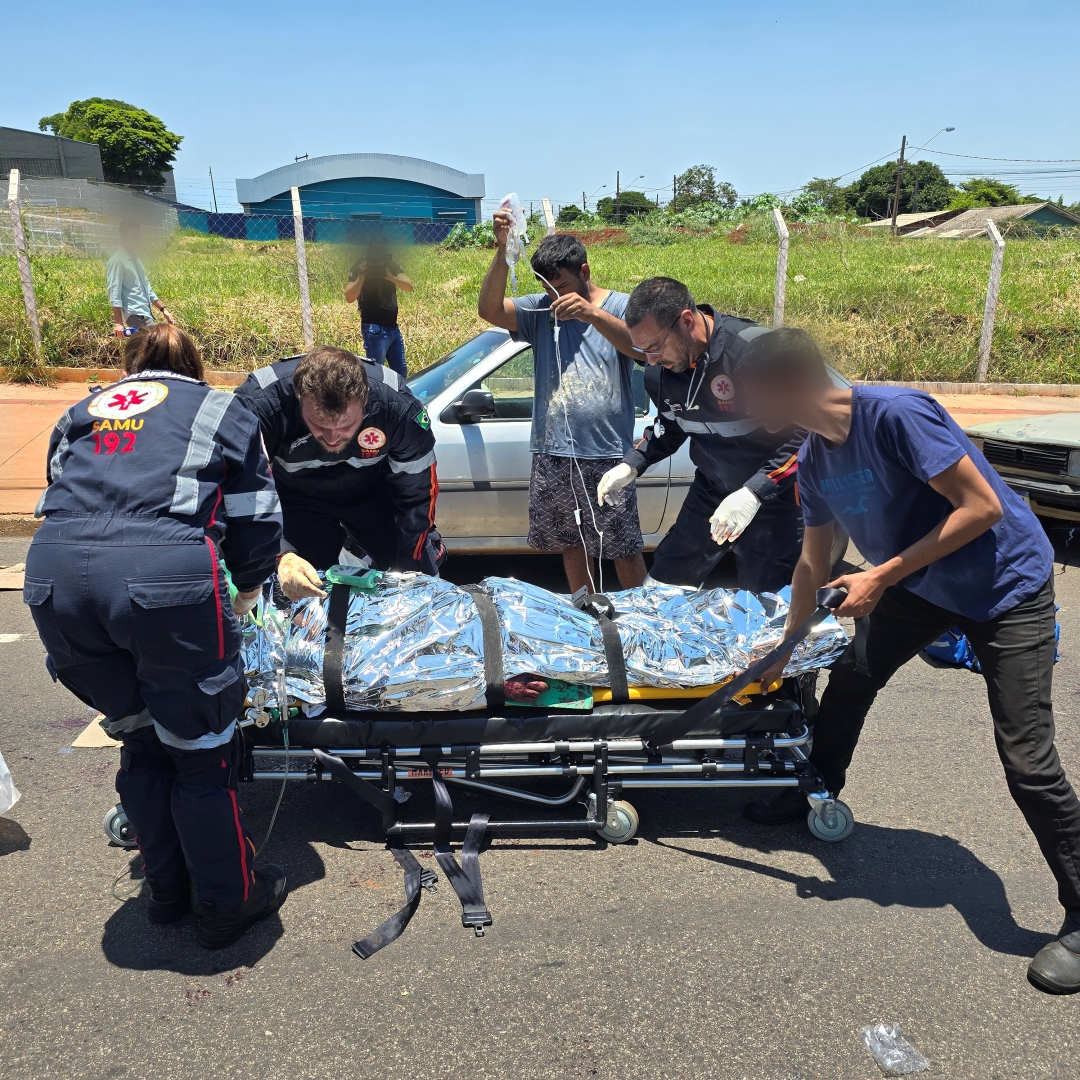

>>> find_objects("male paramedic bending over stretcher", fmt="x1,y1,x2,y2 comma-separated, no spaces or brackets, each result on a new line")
234,346,443,600
739,327,1080,996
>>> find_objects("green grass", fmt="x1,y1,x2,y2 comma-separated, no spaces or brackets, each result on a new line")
3,223,1079,383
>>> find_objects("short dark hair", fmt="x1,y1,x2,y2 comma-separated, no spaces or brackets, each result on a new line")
530,232,587,281
118,218,141,237
733,326,831,386
293,346,369,416
625,277,697,329
123,324,205,381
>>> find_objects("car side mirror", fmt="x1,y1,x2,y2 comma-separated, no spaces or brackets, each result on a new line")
454,388,496,424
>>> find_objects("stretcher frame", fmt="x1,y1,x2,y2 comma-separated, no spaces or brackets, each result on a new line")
236,682,846,845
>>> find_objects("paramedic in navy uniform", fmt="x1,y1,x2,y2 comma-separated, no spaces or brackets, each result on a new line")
234,345,443,600
24,325,286,949
596,277,804,591
738,327,1080,996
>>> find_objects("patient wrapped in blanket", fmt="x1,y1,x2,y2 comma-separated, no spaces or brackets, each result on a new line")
242,575,847,714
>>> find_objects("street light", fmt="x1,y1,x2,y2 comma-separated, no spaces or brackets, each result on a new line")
908,127,955,214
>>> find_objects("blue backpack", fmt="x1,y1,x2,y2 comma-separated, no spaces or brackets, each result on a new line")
921,616,1060,673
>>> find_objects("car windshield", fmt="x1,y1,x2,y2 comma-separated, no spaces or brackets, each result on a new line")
407,331,509,403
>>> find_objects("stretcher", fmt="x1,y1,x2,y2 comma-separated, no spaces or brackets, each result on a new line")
223,583,856,957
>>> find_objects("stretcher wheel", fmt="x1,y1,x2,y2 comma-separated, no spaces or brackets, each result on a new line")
104,804,138,849
598,800,639,843
806,799,854,842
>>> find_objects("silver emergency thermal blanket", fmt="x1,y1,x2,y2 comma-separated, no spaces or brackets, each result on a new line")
242,574,847,713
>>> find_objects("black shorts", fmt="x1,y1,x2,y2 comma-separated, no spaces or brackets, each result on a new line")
528,452,644,560
649,472,802,592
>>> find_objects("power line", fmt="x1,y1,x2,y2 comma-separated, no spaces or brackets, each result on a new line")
922,150,1080,163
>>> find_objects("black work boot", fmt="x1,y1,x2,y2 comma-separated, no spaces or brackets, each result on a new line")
744,787,810,825
1027,911,1080,994
146,877,191,925
197,865,287,950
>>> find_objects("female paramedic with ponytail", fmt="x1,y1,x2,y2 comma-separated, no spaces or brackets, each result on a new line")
739,327,1080,996
23,325,287,949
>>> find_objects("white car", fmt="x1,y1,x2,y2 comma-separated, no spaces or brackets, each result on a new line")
407,329,694,553
408,328,850,563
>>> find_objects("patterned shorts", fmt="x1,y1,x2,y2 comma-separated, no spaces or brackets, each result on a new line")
528,452,644,559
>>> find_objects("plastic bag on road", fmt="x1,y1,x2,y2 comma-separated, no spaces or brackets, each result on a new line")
0,749,20,815
859,1023,929,1076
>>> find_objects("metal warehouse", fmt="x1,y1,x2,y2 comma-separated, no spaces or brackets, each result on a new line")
221,152,484,244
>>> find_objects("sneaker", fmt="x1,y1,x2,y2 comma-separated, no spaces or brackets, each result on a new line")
1027,911,1080,995
147,878,191,925
197,865,287,950
743,787,810,825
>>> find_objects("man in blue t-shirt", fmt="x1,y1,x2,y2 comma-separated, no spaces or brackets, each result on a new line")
737,327,1080,995
479,224,646,593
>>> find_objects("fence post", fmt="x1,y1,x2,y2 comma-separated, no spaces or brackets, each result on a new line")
291,186,314,349
976,219,1006,382
6,168,42,356
541,198,556,236
771,207,789,328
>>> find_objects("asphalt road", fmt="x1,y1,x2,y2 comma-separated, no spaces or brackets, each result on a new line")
2,535,1079,1079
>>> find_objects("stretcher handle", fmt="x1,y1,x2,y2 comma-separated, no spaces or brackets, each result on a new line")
815,586,848,610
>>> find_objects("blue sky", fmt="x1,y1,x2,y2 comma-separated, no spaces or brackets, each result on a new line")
6,0,1079,213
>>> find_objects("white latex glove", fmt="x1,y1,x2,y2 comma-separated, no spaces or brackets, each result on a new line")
596,462,637,507
709,487,761,545
278,552,328,600
232,588,261,617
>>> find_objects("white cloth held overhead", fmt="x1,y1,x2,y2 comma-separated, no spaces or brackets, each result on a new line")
709,486,761,545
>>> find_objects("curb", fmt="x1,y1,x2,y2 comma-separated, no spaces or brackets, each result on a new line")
860,380,1080,397
0,366,246,388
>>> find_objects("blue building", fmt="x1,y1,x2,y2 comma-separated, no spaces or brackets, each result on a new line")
236,153,484,226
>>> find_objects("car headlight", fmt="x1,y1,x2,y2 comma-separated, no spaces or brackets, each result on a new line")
1069,450,1080,478
968,436,984,452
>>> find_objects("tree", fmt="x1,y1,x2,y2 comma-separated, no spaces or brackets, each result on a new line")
796,177,849,215
556,203,583,225
846,159,955,219
947,177,1041,209
673,165,738,211
39,98,182,187
597,190,655,223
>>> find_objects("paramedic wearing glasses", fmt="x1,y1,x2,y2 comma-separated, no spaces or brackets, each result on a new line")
24,325,286,948
739,327,1080,996
234,345,443,599
596,277,804,591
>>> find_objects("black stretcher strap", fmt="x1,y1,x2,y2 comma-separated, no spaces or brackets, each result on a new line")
323,582,350,715
646,586,848,751
464,586,504,710
352,841,436,959
425,752,491,934
313,747,397,829
572,591,629,705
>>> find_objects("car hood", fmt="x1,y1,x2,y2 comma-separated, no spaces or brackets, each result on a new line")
964,412,1080,448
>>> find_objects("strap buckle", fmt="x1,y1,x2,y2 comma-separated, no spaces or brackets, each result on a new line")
419,869,438,893
461,903,493,936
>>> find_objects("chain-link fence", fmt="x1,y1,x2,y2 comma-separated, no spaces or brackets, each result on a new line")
3,173,1079,383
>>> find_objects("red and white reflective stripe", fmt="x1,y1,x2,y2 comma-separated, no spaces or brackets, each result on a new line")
228,788,250,902
412,465,439,561
205,537,225,660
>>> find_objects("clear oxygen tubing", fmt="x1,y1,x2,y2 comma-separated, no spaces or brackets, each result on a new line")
525,261,608,595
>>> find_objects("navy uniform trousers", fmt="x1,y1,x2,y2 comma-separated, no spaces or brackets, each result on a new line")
25,519,256,912
649,472,803,592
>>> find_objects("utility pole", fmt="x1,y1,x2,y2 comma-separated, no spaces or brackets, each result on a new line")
890,135,907,234
673,174,677,212
615,171,620,224
582,191,587,212
209,166,219,214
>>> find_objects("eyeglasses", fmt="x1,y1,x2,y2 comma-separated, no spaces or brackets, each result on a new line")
640,314,683,357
